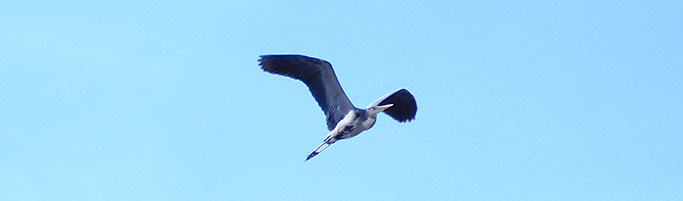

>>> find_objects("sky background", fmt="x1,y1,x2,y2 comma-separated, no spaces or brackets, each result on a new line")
1,0,682,200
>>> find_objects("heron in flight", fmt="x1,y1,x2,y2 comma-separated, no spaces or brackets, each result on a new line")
259,55,417,161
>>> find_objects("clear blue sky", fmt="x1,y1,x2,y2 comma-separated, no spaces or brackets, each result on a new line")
2,0,682,200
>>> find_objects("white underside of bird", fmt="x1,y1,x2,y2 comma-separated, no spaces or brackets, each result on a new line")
305,104,393,160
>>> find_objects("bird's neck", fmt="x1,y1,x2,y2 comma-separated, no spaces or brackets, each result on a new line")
355,111,375,129
358,109,373,119
363,110,382,119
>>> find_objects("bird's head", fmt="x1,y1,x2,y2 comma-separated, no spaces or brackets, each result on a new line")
366,104,394,116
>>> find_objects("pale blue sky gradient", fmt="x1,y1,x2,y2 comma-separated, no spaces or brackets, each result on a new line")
2,0,682,200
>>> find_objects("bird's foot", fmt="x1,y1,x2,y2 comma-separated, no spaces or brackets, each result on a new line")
305,151,319,161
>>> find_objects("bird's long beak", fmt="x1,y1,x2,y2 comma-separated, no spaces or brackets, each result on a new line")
378,104,394,111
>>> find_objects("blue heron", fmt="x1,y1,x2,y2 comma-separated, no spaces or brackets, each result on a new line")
259,55,417,161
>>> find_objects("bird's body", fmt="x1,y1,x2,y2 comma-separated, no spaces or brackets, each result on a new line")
332,110,370,141
258,54,417,161
330,108,377,142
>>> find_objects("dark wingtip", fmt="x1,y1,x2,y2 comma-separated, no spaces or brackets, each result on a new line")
380,88,417,123
257,54,325,77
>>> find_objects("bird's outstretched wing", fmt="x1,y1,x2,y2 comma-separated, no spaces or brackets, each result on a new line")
259,55,356,130
367,89,417,122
